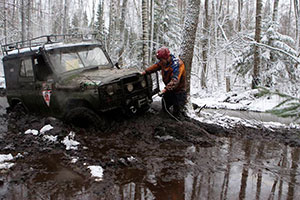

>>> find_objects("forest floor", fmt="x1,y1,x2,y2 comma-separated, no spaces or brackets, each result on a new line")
1,91,300,199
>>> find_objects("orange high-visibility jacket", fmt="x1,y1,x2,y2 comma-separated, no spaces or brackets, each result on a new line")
145,54,186,93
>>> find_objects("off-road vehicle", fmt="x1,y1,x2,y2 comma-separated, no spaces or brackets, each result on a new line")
1,35,159,128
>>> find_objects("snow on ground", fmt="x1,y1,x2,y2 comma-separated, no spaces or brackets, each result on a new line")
40,124,54,134
153,87,300,130
88,165,104,182
62,131,80,150
0,154,14,170
0,77,5,89
191,89,280,112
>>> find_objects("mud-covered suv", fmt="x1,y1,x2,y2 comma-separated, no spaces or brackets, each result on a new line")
1,35,159,127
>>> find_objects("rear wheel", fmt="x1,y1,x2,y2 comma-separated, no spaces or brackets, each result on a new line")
64,107,107,131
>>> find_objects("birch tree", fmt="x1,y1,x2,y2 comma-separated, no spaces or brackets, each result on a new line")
142,0,149,68
180,0,200,95
201,0,209,89
118,0,128,66
21,0,26,43
295,0,300,52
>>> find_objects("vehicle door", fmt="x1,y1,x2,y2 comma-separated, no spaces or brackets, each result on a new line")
18,57,48,113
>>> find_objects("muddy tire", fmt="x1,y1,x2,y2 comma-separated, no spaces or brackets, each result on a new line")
64,107,107,131
7,102,28,119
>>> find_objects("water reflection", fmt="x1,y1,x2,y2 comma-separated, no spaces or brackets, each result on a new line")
116,138,300,200
1,133,300,199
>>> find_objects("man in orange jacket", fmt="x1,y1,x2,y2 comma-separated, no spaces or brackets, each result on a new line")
142,47,187,118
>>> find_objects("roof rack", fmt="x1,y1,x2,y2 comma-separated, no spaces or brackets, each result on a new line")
1,33,100,56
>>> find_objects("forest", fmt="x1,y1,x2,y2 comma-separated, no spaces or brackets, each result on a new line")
1,0,300,99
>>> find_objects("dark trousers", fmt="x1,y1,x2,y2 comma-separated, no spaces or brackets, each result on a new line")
162,91,187,116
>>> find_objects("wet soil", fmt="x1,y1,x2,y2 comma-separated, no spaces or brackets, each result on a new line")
1,92,300,199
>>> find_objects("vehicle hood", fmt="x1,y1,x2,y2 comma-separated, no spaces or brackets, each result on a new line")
59,68,142,86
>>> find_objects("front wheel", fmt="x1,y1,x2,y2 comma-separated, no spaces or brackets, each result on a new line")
64,107,108,131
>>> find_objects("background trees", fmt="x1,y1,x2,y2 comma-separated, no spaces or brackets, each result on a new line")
1,0,300,98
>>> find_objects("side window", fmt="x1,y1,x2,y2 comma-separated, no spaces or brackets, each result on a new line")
20,58,34,77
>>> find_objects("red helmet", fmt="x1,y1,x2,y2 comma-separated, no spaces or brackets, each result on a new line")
156,47,170,60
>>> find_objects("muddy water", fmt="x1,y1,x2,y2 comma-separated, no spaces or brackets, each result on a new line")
1,137,300,199
204,108,295,125
1,95,300,199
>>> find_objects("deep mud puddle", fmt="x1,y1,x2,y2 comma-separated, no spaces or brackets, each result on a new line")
1,137,300,199
1,95,300,199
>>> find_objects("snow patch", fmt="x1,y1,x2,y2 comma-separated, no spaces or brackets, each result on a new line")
24,129,39,136
43,135,58,142
40,124,53,134
0,154,13,163
0,77,5,89
62,132,80,150
88,165,104,181
71,157,79,163
0,154,14,170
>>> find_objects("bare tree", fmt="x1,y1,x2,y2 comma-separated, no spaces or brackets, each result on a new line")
295,0,300,52
108,0,116,52
237,0,243,32
142,0,149,68
21,0,26,43
272,0,280,22
3,0,7,44
180,0,200,95
62,0,68,35
26,0,31,40
118,0,128,66
201,0,209,89
252,0,263,89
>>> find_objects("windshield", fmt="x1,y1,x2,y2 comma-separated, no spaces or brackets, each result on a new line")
47,46,111,74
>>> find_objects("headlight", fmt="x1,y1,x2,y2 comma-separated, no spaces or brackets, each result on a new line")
141,80,146,88
127,83,134,92
106,85,114,95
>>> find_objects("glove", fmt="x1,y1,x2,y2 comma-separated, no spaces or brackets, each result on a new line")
158,89,167,97
158,91,164,97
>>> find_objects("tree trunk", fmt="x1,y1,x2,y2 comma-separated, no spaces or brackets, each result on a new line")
63,0,68,34
21,0,26,43
108,0,116,52
118,0,128,66
3,0,7,44
213,0,220,87
272,0,280,22
142,0,149,68
180,0,200,95
237,0,243,32
26,0,31,40
149,0,155,64
252,0,263,89
294,0,300,53
201,0,209,89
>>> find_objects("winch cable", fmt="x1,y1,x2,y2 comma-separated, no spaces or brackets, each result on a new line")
152,93,181,123
161,97,182,123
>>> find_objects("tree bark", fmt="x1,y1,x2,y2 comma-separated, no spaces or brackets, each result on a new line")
180,0,200,95
272,0,280,23
118,0,128,66
294,0,300,52
63,0,68,34
3,0,7,44
201,0,209,89
252,0,263,89
149,0,155,64
26,0,31,40
237,0,243,32
21,0,26,43
108,0,116,52
142,0,149,68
